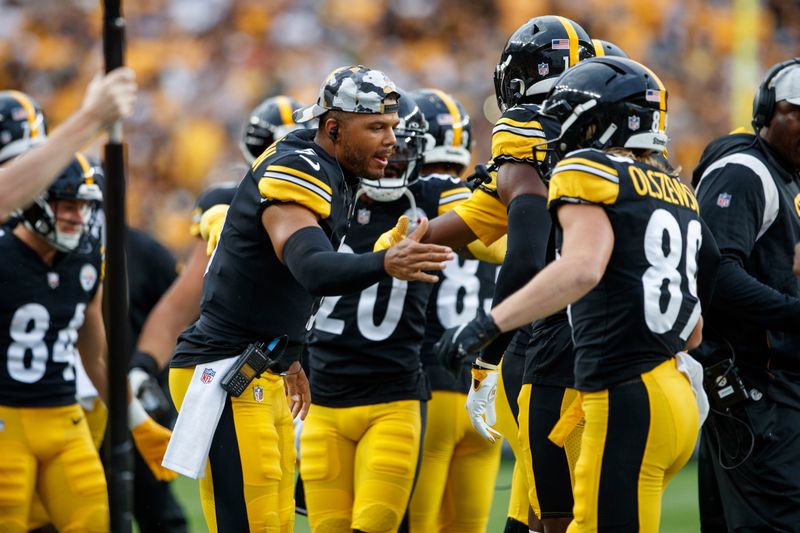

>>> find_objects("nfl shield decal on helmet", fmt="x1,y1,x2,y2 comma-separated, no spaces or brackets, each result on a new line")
253,385,264,402
79,264,98,292
716,193,731,208
627,115,641,131
201,368,216,384
538,63,550,76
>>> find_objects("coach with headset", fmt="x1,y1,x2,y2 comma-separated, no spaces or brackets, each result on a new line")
691,58,800,531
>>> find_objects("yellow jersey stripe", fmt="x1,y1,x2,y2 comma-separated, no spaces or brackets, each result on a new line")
495,117,544,131
276,96,295,126
439,191,472,205
548,169,620,206
251,145,276,170
559,157,618,178
492,131,543,162
430,89,463,147
556,16,580,67
265,165,332,196
258,178,331,219
8,90,43,139
439,186,471,199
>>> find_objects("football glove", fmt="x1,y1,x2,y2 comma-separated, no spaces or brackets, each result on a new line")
128,366,170,419
199,204,229,256
373,215,410,252
129,398,178,482
434,308,501,377
466,362,502,443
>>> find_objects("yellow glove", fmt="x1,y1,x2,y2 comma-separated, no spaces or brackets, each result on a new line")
466,234,508,264
199,204,229,256
373,215,410,252
129,399,178,482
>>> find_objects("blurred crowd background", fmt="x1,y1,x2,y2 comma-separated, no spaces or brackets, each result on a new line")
2,0,798,256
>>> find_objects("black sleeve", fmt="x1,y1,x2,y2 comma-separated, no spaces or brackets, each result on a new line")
697,163,800,330
481,194,551,365
697,220,720,312
282,226,388,297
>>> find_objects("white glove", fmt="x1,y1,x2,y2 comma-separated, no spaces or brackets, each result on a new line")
128,367,150,398
466,363,502,443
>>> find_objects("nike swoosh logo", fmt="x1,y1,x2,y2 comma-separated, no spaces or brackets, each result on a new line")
71,417,82,425
298,154,320,171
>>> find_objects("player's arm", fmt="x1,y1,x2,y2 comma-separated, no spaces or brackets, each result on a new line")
794,242,800,277
479,161,551,365
0,68,137,222
263,202,453,296
76,285,108,404
132,239,207,373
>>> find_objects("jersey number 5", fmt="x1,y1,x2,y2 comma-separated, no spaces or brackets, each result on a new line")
642,209,702,341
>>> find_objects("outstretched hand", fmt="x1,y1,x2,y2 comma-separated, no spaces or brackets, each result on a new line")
384,218,454,283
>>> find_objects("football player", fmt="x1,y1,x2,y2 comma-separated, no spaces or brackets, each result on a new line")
438,56,719,532
379,16,596,533
0,68,136,221
405,88,504,533
0,154,173,531
165,67,453,532
300,88,458,533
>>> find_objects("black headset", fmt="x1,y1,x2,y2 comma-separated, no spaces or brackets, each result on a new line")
752,57,800,130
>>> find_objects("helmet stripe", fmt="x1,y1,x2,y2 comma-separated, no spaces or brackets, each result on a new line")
275,96,295,126
430,89,462,147
555,16,580,67
8,90,42,139
638,63,668,130
592,39,605,57
75,152,95,184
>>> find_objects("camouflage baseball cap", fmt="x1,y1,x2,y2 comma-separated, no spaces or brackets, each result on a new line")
293,65,401,123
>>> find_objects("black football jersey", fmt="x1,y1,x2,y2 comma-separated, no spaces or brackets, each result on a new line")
308,173,469,407
0,228,103,406
421,256,498,393
189,182,238,238
171,129,355,367
548,149,707,391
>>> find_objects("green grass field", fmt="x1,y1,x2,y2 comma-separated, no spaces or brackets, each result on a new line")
165,459,700,532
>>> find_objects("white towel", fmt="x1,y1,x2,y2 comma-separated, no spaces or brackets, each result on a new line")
676,351,710,428
161,357,237,478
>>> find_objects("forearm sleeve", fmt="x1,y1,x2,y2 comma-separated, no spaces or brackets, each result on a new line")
282,226,387,297
482,194,551,365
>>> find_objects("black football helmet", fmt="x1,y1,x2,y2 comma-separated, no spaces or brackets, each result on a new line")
20,152,103,252
539,57,669,157
359,88,428,202
494,16,594,112
592,39,629,58
240,96,309,164
0,90,47,163
410,88,472,173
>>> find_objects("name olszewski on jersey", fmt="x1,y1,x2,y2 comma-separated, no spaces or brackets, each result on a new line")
0,228,102,406
308,173,470,407
548,148,702,391
171,129,355,368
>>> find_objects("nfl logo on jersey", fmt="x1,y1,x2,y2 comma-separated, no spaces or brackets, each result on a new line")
201,368,216,384
716,193,731,208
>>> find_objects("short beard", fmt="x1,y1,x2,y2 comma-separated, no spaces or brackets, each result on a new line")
339,138,384,180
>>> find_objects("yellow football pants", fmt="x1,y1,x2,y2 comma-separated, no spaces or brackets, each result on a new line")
300,399,423,533
0,403,108,533
27,398,108,530
567,358,698,532
409,390,502,532
518,385,583,520
169,368,295,533
495,359,530,525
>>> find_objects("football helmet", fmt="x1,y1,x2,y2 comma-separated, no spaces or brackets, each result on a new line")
0,90,47,163
359,88,428,203
21,152,103,252
540,57,668,156
410,88,472,172
494,16,594,112
592,39,629,58
240,96,309,164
